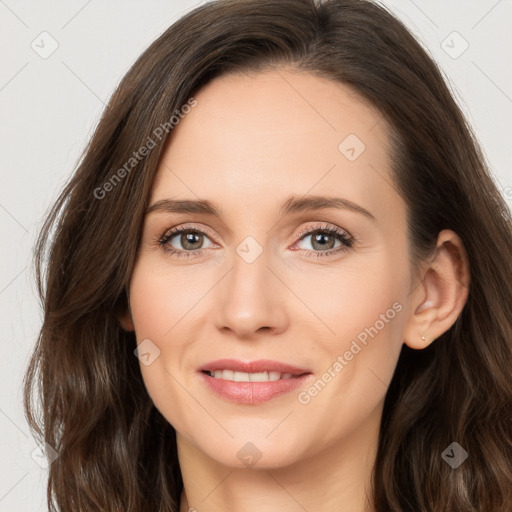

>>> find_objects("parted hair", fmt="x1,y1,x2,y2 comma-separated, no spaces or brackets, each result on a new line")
24,0,512,510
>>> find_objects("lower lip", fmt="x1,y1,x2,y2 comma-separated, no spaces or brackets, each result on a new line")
199,372,313,404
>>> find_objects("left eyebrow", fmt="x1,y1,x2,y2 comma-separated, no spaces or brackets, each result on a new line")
279,195,376,221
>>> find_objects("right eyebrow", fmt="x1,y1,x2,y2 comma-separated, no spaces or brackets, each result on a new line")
146,199,221,217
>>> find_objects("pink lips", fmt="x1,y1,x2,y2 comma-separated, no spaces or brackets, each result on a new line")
198,358,310,375
197,358,313,405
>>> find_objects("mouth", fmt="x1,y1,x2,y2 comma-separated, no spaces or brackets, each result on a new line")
197,359,313,404
201,369,308,382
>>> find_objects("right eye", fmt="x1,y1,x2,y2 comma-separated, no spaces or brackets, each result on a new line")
158,226,217,258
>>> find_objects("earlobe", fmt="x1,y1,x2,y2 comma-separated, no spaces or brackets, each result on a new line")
403,230,470,350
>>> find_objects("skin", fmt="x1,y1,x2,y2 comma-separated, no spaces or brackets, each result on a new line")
120,68,470,512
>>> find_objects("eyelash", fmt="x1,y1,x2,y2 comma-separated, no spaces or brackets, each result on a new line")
156,223,355,260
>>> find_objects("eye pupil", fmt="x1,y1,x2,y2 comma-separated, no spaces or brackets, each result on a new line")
182,232,203,250
312,231,335,250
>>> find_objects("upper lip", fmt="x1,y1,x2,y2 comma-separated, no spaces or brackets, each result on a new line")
198,359,311,375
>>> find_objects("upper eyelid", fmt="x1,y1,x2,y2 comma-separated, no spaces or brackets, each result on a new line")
162,223,217,238
294,223,351,239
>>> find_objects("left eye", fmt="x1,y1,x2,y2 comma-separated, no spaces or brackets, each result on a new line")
295,229,346,252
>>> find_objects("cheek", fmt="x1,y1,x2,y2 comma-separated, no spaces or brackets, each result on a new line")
292,251,409,442
128,257,207,345
127,258,201,432
299,251,408,348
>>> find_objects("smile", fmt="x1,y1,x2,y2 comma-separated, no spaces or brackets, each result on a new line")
202,370,297,381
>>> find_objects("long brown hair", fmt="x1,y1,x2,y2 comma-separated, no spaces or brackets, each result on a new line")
23,0,512,510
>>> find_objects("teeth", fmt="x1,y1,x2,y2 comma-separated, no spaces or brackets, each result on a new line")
222,369,234,380
250,371,269,382
208,370,296,382
233,371,249,382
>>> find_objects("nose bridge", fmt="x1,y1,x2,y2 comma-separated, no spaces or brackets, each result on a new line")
215,237,287,337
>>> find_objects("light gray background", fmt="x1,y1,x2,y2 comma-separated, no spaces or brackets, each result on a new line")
1,1,511,510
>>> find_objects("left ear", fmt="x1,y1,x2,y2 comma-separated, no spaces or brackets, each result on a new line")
403,229,470,349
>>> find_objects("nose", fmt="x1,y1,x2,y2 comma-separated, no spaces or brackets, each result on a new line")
214,246,289,340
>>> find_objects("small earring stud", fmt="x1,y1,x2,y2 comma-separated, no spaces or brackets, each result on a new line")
421,335,426,342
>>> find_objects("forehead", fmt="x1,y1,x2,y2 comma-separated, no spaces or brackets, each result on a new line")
150,69,399,223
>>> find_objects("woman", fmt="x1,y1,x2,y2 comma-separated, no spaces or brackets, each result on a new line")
23,0,512,510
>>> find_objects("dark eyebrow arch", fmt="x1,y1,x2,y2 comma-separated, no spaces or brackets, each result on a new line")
146,195,375,221
146,198,219,216
279,195,375,221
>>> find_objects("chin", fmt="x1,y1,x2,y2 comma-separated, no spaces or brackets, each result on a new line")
194,433,307,470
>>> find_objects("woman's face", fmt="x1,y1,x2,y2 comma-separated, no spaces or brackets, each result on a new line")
127,69,415,468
